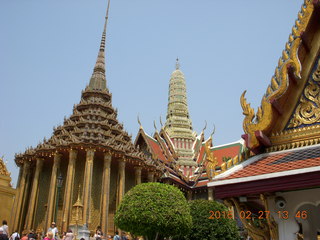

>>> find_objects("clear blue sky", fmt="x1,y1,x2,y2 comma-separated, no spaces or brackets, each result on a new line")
1,0,302,186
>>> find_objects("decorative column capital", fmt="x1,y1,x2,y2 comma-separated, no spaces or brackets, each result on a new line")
134,166,142,173
119,159,126,170
104,153,112,167
35,157,44,170
86,149,95,162
54,152,62,163
69,149,78,160
23,161,31,171
22,161,31,175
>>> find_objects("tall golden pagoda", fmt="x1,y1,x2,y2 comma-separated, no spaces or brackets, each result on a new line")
12,1,162,236
134,60,245,200
164,59,197,167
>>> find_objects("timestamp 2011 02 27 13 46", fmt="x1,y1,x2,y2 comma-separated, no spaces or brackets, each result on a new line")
208,210,308,220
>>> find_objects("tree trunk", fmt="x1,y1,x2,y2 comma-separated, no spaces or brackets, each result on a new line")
154,232,159,240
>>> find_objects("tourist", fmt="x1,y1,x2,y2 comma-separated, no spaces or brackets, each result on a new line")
43,232,53,240
9,230,20,240
113,231,120,240
62,229,73,240
27,230,37,240
20,232,27,240
94,226,103,240
120,232,127,240
1,221,9,237
0,228,8,240
47,223,58,240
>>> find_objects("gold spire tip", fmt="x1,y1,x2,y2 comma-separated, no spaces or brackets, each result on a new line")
175,57,180,70
99,0,111,52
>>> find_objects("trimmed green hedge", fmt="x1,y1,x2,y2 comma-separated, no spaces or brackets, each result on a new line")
184,199,240,240
115,183,192,240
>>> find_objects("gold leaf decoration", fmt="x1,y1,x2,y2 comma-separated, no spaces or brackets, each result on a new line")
288,59,320,128
240,0,314,150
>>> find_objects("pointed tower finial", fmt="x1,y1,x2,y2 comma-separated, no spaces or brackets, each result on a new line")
88,0,111,91
137,115,142,129
160,116,163,127
210,124,216,138
100,0,111,52
153,120,158,132
175,57,180,70
202,120,207,133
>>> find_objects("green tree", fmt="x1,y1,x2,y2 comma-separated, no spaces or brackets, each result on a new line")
185,199,240,240
114,182,192,240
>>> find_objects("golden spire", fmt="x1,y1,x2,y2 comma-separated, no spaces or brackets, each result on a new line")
164,59,196,167
88,0,111,91
175,57,180,70
165,58,194,139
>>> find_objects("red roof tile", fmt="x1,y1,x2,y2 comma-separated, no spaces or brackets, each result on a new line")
212,143,242,165
145,135,168,163
196,144,205,163
223,146,320,180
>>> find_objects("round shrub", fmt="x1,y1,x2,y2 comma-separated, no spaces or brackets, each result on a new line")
115,182,192,240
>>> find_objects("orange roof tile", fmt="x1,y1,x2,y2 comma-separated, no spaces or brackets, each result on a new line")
196,144,205,164
212,143,242,165
145,135,168,163
223,146,320,180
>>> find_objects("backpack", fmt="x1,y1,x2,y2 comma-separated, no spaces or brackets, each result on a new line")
14,233,20,240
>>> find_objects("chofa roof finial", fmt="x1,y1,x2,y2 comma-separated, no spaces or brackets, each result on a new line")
137,114,142,129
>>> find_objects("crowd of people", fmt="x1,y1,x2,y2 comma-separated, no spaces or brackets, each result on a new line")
0,220,132,240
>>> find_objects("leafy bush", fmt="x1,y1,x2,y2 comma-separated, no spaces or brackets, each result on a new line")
115,182,192,240
185,199,240,240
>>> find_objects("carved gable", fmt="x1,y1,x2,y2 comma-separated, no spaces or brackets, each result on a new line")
268,56,320,152
287,57,320,129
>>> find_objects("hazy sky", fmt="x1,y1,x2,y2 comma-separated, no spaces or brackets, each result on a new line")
1,0,302,186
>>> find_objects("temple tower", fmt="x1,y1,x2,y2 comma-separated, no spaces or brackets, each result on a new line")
164,59,196,167
12,0,161,236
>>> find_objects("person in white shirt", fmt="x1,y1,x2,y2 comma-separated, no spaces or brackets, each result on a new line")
47,222,58,240
9,231,19,240
1,220,9,236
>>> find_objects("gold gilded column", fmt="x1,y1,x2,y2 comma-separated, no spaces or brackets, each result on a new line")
82,149,95,225
147,172,154,182
61,149,77,232
26,158,44,230
13,161,30,231
10,167,22,228
134,167,142,185
101,153,112,236
45,153,62,231
208,188,214,201
118,159,126,204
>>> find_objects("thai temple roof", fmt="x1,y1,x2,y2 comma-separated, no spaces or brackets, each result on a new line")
135,60,245,189
14,1,161,172
210,0,320,198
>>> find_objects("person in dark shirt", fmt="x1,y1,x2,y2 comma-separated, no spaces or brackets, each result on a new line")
27,230,36,240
